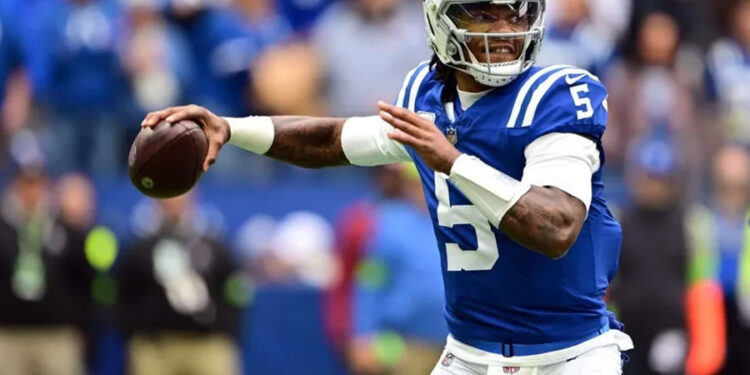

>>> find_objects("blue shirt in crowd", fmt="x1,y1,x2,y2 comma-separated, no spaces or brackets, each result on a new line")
354,199,448,344
28,0,128,114
0,0,51,103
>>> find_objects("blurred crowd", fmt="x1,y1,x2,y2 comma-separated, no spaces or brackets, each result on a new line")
0,0,749,374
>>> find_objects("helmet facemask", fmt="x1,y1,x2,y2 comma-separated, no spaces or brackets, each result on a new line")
425,0,546,87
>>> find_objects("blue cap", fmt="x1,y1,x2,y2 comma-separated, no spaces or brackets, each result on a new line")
631,136,679,177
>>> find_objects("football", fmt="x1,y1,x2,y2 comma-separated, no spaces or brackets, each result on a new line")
128,120,208,199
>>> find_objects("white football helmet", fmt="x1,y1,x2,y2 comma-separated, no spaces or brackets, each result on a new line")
424,0,546,87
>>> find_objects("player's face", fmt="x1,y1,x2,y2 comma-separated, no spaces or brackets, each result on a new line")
447,2,538,63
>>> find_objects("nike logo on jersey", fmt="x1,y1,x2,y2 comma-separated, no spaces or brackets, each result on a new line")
506,65,600,128
565,73,588,86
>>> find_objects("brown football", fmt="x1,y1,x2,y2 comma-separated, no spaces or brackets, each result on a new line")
128,120,208,199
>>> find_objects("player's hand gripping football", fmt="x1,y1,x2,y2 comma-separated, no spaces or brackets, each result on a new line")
378,101,461,175
141,105,231,171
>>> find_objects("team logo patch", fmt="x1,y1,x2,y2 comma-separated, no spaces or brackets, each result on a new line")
441,352,454,367
502,366,520,374
445,127,458,144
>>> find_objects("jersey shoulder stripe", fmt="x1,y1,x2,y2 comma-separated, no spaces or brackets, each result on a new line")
521,68,600,128
396,60,430,108
396,64,423,108
506,65,573,129
407,63,431,111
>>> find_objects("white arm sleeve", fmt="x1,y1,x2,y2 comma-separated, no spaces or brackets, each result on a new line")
225,116,275,154
522,132,601,210
341,116,411,166
448,133,600,227
449,155,532,227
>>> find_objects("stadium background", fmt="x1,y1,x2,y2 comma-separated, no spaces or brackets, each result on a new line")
0,0,748,374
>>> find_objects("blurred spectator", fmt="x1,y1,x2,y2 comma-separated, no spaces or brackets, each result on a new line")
0,0,43,143
308,0,428,117
685,145,750,375
712,0,747,38
251,42,325,116
546,0,633,47
324,163,408,353
57,173,96,231
233,0,294,63
167,1,291,117
536,0,617,75
29,0,131,176
604,12,707,195
1,71,32,139
122,1,185,113
586,0,632,46
0,137,97,375
116,193,246,375
234,214,279,282
236,211,338,286
610,137,688,375
276,0,335,33
705,0,750,145
629,0,718,48
56,172,118,305
269,211,337,287
347,164,447,375
0,1,15,108
57,172,120,371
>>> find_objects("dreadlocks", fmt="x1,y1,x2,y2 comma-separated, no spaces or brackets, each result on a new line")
430,54,458,102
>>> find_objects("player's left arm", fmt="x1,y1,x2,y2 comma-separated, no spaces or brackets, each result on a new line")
500,185,586,259
378,102,595,260
495,133,596,259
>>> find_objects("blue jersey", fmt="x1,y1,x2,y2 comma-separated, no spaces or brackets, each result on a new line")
396,62,622,347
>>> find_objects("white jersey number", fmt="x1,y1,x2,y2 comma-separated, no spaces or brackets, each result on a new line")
435,173,499,271
570,84,594,120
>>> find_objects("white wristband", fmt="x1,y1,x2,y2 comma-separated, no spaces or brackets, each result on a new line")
225,116,275,155
449,154,531,227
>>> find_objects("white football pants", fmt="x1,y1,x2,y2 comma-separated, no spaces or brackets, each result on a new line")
431,344,624,375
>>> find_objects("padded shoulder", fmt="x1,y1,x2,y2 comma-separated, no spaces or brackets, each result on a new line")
507,66,609,142
395,60,433,110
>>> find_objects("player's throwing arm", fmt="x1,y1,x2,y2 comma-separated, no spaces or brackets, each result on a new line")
142,102,585,259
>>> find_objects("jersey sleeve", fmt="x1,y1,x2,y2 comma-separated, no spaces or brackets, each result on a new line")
514,69,609,144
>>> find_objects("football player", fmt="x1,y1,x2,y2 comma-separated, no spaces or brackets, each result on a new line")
142,0,633,373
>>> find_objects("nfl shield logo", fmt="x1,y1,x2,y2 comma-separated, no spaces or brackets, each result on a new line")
445,127,458,144
503,367,520,374
441,353,454,367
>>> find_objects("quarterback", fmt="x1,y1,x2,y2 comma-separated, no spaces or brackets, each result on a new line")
142,0,633,373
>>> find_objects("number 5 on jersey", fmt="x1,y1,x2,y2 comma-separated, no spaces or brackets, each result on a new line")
570,84,594,120
435,173,499,271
